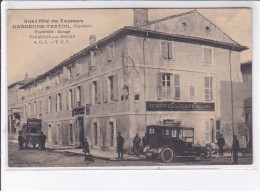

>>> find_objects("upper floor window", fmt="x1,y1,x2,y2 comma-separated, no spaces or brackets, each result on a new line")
108,76,114,101
92,81,98,104
57,93,62,112
67,66,73,78
204,76,213,101
48,97,51,113
76,86,81,106
161,41,173,60
39,100,42,115
106,43,114,62
68,89,73,110
34,101,37,116
203,47,213,65
158,73,180,100
189,86,195,101
90,51,97,68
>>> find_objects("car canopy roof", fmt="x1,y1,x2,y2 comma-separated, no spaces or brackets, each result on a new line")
146,125,194,130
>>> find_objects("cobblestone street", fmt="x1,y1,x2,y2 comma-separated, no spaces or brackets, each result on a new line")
8,142,253,167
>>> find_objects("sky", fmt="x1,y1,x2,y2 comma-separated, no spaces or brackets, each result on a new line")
7,8,251,85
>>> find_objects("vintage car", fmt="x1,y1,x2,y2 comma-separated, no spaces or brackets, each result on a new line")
20,118,42,148
143,124,212,163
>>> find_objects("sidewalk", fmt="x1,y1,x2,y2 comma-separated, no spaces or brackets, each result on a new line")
9,139,145,161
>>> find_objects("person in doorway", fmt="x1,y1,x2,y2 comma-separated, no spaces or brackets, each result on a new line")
133,133,141,156
18,131,24,150
39,132,47,150
217,134,225,156
117,132,124,160
83,137,94,163
232,135,240,165
142,132,148,148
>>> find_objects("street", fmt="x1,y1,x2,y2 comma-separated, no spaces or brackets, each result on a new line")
8,142,253,167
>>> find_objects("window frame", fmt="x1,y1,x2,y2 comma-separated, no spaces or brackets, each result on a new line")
106,43,114,63
188,85,195,101
161,40,174,60
204,76,214,101
202,46,213,66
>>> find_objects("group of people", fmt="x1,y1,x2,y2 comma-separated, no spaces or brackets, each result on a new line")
18,131,47,150
82,132,148,161
217,134,240,164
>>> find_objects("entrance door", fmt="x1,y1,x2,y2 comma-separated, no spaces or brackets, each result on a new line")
78,117,84,148
48,125,52,143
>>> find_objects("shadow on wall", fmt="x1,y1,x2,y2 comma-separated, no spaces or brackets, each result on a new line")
219,80,247,148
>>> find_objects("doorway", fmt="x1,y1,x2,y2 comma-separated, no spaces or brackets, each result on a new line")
78,117,84,148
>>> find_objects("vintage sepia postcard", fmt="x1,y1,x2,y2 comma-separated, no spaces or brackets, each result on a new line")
6,7,252,168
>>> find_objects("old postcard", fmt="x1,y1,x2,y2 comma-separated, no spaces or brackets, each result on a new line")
6,8,252,168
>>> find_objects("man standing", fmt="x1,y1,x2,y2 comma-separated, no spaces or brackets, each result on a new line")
83,137,91,161
133,133,141,156
18,131,24,150
142,132,148,148
117,132,124,159
39,132,47,150
232,135,240,164
217,134,225,156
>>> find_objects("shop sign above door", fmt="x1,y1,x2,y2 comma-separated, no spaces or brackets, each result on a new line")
72,107,85,116
146,101,215,111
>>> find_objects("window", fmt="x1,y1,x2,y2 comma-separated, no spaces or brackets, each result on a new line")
108,76,114,101
93,122,98,145
39,100,42,115
58,124,61,142
162,74,171,99
76,63,81,76
171,130,177,137
69,124,73,144
91,51,97,68
149,128,155,134
216,120,221,140
174,74,180,100
161,41,173,60
93,81,98,104
28,103,31,116
48,97,51,113
34,101,37,116
205,120,210,143
68,89,73,110
204,77,213,101
106,44,114,62
57,93,62,112
189,86,195,101
56,73,61,85
109,122,114,147
203,47,213,65
76,86,81,106
182,22,187,31
67,66,73,78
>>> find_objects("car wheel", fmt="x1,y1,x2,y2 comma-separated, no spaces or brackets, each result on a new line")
200,148,212,160
160,147,174,163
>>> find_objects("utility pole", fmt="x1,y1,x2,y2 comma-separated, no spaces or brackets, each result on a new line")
229,48,235,137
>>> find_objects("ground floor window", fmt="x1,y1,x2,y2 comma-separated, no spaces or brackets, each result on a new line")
109,122,115,147
69,124,73,144
93,122,98,145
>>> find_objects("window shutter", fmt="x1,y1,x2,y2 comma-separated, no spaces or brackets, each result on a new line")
73,88,77,108
96,80,102,104
170,74,174,99
103,78,108,103
204,48,212,64
157,73,163,100
174,74,180,99
113,74,118,100
168,42,173,59
89,82,92,105
66,90,69,110
161,41,168,59
80,85,84,106
107,44,113,62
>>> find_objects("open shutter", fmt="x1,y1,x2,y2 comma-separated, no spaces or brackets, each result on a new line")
80,85,84,106
73,88,77,108
161,41,168,59
157,73,163,100
168,42,173,59
170,74,174,99
174,74,180,100
89,82,92,105
113,74,118,101
103,78,108,103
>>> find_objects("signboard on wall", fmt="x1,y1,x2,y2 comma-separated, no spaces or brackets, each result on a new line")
72,107,85,117
146,101,215,112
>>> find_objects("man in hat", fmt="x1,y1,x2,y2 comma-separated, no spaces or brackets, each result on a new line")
83,137,90,155
18,131,24,150
39,132,47,150
117,132,124,159
142,132,148,149
133,133,141,156
217,134,225,156
232,135,240,164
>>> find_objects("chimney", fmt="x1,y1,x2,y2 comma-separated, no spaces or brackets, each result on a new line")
89,35,96,45
133,9,148,27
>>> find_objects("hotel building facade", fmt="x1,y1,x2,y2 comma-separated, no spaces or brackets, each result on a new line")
18,9,247,150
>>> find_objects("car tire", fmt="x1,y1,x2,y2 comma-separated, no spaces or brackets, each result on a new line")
160,147,174,163
200,148,212,160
